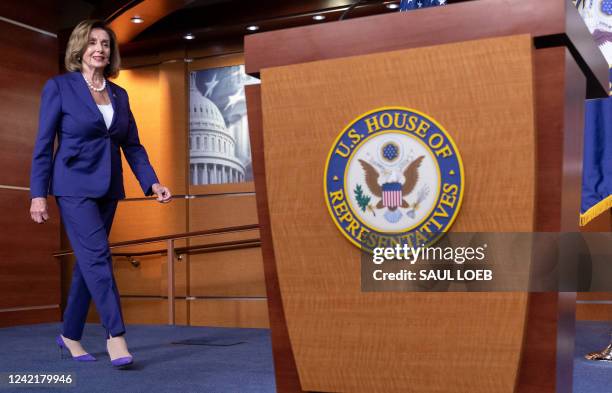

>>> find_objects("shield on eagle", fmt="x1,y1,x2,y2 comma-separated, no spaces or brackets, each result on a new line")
382,182,402,208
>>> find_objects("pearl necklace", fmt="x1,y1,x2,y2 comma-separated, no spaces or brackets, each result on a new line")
82,74,106,92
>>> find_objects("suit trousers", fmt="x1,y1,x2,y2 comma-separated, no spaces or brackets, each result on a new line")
56,196,125,340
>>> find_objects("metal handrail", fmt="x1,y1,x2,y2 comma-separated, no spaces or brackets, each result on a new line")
119,191,255,202
53,223,260,325
112,238,261,258
53,223,259,257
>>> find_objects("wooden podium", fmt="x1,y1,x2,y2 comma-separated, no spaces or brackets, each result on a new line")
244,1,608,392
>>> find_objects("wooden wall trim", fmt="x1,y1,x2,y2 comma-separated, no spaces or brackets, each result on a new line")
0,185,29,191
0,304,59,313
0,16,56,37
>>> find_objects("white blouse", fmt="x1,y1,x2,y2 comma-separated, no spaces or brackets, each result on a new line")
97,104,114,129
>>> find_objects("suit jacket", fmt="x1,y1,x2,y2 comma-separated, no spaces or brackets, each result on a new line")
30,71,159,199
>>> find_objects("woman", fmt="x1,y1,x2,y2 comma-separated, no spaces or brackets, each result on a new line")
29,20,172,367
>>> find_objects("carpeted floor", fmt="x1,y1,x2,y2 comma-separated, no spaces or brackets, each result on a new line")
3,320,612,392
0,323,275,393
574,321,612,393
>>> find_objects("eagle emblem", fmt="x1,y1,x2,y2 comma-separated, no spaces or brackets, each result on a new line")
324,107,464,250
358,154,428,223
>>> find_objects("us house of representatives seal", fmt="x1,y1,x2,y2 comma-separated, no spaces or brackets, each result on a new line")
324,107,465,251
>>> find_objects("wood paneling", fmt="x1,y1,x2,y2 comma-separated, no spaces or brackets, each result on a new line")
14,12,64,324
88,298,188,325
158,59,188,196
188,194,258,234
113,63,188,198
189,298,269,328
517,292,559,393
111,198,188,250
113,254,188,297
189,247,265,297
188,53,244,74
63,250,188,313
261,35,534,392
0,190,60,309
0,307,60,327
189,183,255,196
0,20,58,187
534,47,565,232
579,293,612,301
577,304,612,320
113,67,161,198
184,227,259,247
121,298,188,325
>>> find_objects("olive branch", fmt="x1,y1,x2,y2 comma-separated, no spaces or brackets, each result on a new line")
354,184,372,213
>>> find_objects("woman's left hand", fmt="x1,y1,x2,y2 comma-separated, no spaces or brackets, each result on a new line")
151,183,172,203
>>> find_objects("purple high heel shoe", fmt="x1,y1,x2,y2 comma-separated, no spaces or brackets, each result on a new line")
110,356,133,368
107,336,133,368
56,335,96,362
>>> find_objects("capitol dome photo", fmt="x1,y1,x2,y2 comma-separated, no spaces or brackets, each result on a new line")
189,70,250,185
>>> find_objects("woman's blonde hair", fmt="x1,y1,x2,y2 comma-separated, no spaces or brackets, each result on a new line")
64,20,121,78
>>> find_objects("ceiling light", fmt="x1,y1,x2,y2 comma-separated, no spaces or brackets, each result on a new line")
183,33,195,40
246,25,259,32
313,14,326,21
130,16,144,24
386,3,399,9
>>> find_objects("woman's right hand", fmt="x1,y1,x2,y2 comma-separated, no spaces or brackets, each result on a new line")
30,197,49,224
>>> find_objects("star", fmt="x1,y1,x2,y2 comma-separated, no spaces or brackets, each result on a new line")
438,0,446,4
225,88,245,110
232,66,244,77
417,1,422,8
204,73,219,97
